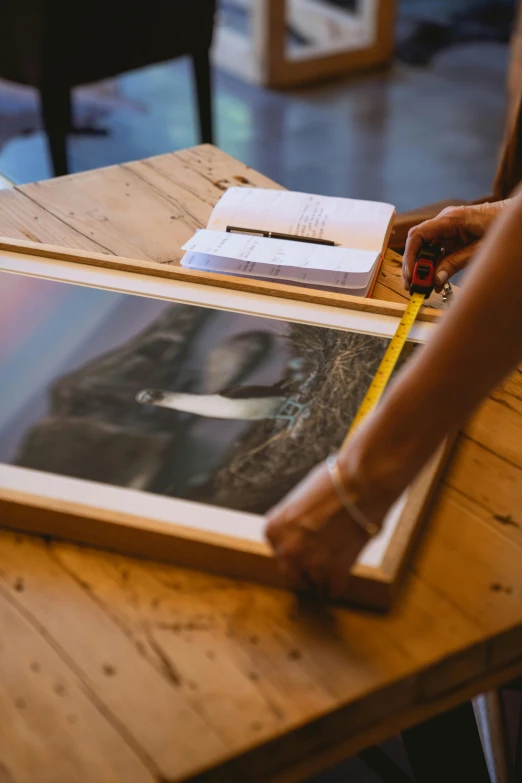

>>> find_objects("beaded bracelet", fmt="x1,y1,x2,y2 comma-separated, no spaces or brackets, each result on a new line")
325,453,380,538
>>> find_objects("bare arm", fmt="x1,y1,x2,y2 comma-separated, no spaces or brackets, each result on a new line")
353,190,522,495
266,193,522,597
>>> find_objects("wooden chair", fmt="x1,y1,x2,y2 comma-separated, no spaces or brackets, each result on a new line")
0,0,216,176
389,0,522,252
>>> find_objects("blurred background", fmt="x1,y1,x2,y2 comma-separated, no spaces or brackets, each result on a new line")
0,0,515,212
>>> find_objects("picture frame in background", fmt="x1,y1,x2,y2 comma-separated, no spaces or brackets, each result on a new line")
0,240,448,609
213,0,397,87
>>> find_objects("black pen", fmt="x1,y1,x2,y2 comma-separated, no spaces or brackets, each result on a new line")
226,225,339,247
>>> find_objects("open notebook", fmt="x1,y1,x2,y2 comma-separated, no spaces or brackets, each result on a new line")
181,188,395,296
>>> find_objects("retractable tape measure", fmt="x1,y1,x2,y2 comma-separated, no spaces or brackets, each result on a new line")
342,243,443,446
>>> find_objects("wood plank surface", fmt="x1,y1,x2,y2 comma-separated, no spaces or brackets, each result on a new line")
0,573,156,783
0,144,521,783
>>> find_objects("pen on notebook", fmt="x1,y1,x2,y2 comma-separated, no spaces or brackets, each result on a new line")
226,225,339,247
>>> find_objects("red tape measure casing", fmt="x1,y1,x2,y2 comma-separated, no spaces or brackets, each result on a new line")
410,243,443,298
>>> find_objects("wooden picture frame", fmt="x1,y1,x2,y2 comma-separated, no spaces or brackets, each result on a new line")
213,0,397,88
0,239,449,610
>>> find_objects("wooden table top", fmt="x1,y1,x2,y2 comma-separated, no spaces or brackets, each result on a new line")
1,145,522,783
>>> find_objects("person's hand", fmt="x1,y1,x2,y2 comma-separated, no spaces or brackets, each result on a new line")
402,200,510,291
265,461,370,598
265,447,398,599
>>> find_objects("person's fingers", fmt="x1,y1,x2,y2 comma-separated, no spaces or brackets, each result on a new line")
434,240,481,287
273,526,309,590
327,554,353,600
330,528,370,596
300,550,328,588
278,557,309,592
402,209,469,290
265,463,340,546
265,512,284,548
401,202,507,290
265,459,383,600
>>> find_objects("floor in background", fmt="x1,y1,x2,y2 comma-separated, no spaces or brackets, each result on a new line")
0,40,508,212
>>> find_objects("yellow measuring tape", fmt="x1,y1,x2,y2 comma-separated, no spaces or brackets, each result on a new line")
342,292,425,446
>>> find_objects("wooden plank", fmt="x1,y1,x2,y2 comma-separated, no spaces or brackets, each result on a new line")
0,532,231,781
445,434,522,529
50,538,485,710
174,145,282,192
15,165,202,262
465,394,522,468
0,584,155,783
178,654,522,783
0,187,103,249
0,236,444,323
0,529,486,783
49,541,337,732
14,147,281,264
43,536,513,783
411,489,522,668
0,444,450,611
0,143,519,781
9,532,495,759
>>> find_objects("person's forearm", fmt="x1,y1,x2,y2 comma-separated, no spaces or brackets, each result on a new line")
341,193,522,506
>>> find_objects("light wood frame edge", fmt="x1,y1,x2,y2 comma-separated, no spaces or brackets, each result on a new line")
0,235,451,609
0,434,450,611
254,0,397,88
0,236,443,323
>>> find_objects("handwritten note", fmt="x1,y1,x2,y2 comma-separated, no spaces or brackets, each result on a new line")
180,188,395,294
207,188,394,251
181,230,378,289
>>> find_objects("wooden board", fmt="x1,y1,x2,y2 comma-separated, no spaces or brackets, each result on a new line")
0,450,450,611
0,235,443,323
0,241,449,610
1,147,522,783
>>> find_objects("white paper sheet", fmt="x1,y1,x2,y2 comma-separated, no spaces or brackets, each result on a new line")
181,230,379,289
207,188,395,251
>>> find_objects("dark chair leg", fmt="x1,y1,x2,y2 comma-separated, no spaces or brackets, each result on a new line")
192,49,214,145
39,79,71,177
514,691,522,780
473,690,512,783
401,701,491,783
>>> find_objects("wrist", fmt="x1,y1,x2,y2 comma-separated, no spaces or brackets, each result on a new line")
480,199,511,224
326,454,381,537
335,419,426,526
334,435,400,530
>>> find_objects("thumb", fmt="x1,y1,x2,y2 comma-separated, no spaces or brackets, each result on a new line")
435,240,481,286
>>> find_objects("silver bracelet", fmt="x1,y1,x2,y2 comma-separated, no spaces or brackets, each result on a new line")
326,453,380,538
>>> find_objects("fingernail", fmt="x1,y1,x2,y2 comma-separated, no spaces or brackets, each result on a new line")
436,269,448,286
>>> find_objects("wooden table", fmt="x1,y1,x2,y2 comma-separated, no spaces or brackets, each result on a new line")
1,145,522,783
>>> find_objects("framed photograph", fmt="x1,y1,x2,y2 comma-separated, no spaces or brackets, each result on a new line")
0,243,448,609
212,0,397,88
